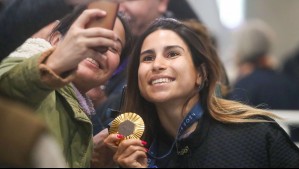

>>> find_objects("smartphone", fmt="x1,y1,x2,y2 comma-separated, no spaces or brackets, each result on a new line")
87,0,119,53
87,0,119,30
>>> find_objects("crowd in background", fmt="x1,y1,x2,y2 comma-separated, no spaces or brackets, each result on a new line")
0,0,299,168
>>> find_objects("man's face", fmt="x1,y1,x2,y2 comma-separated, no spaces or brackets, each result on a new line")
119,0,168,36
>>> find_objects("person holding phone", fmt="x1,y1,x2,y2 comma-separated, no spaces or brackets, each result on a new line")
0,0,100,168
103,18,299,168
0,5,131,167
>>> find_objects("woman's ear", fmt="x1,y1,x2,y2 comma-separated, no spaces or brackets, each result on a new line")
196,64,207,86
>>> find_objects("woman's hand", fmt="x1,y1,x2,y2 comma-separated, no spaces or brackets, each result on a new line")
110,138,148,168
45,9,118,76
91,129,121,168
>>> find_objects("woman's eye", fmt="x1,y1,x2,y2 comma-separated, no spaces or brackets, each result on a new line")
167,51,180,58
109,47,120,54
142,56,154,62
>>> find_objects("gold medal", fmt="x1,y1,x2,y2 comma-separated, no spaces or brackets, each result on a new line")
108,112,145,140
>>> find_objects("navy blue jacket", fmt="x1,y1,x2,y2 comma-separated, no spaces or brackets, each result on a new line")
229,69,299,110
153,114,299,168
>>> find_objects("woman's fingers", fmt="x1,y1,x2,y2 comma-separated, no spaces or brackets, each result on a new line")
82,27,117,40
112,139,148,168
104,134,125,151
92,129,118,168
115,144,147,160
93,128,109,144
83,37,117,50
116,139,147,155
116,150,148,168
74,9,107,28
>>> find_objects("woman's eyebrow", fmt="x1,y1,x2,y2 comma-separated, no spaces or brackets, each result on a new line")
140,45,185,57
140,49,155,56
164,45,185,51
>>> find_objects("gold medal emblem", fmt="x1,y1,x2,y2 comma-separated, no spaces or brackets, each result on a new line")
108,112,145,140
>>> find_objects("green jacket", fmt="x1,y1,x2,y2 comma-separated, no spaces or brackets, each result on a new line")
0,53,93,168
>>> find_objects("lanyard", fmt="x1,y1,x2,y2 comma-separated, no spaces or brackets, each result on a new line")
147,103,204,168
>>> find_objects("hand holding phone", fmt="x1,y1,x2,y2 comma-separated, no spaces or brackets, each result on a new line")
87,0,119,29
87,0,119,53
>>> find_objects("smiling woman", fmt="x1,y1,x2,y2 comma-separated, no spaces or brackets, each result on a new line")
138,31,201,104
103,18,299,168
49,6,131,93
0,6,131,168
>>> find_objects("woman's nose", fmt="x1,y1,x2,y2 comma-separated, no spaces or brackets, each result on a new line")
152,56,166,72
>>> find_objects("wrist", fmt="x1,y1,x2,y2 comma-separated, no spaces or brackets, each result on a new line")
44,50,64,76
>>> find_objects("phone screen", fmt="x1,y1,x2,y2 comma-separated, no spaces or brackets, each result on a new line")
87,0,120,30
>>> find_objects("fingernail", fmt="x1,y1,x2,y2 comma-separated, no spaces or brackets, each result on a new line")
100,10,107,15
117,134,124,139
141,140,147,146
145,148,149,152
114,34,119,41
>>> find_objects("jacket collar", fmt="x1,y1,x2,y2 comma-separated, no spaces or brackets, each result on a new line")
57,85,92,124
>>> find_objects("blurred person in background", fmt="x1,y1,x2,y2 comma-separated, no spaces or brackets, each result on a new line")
118,0,201,38
283,47,299,94
229,19,299,110
167,0,201,21
119,0,169,37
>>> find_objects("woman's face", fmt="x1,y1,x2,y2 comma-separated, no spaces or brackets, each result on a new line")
138,30,202,104
74,18,125,92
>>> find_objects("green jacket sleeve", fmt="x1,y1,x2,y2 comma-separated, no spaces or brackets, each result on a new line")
0,57,26,77
0,54,53,108
0,50,74,108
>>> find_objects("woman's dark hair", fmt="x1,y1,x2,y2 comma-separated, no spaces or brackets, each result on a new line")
50,6,86,38
50,6,132,65
117,12,132,65
182,19,230,97
123,18,277,143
